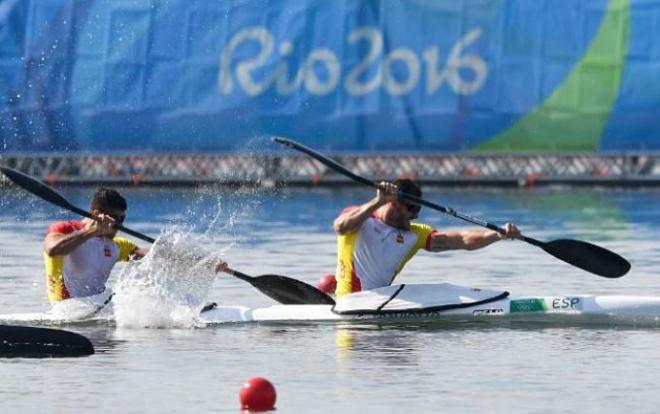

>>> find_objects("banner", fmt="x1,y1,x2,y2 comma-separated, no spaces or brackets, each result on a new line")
0,0,657,153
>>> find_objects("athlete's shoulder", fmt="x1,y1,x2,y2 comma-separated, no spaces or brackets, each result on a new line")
46,220,84,235
410,222,437,250
112,236,137,250
410,221,434,234
112,237,138,261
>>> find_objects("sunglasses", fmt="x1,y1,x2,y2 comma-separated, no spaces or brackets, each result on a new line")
403,203,421,217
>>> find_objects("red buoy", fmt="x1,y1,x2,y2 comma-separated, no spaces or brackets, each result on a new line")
317,274,336,294
239,377,276,412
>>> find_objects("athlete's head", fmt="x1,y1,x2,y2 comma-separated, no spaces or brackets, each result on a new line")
90,188,127,226
394,178,422,219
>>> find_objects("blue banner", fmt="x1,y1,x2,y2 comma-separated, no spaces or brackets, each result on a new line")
0,0,658,153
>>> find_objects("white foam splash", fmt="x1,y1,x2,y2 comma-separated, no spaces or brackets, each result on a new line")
49,290,112,321
112,229,225,328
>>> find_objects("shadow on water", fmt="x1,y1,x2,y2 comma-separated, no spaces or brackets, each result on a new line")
72,327,127,354
226,312,660,332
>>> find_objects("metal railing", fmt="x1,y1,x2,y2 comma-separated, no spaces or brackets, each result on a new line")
1,152,659,187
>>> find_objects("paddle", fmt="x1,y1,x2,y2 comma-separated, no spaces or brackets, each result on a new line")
0,324,94,357
0,166,334,305
225,268,335,305
273,137,631,279
0,166,155,243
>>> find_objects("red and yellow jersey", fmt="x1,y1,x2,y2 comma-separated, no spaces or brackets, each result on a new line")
335,209,435,298
43,220,136,302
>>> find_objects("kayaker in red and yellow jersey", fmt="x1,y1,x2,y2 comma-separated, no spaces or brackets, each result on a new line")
44,188,227,302
43,188,231,303
333,178,521,298
42,188,148,302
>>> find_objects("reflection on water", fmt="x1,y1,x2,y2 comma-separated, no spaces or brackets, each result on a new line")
335,325,423,368
332,317,660,370
77,327,127,355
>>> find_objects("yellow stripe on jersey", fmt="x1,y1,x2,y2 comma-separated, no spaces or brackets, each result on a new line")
44,253,67,302
335,231,359,298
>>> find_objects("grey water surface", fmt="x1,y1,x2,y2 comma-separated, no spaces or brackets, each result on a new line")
1,185,659,413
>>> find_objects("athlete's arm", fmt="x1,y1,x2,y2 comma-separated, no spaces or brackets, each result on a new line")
44,229,96,256
43,215,116,256
333,182,397,235
427,223,520,252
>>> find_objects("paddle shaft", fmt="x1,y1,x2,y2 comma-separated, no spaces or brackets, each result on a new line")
224,268,253,284
65,204,155,243
0,166,155,243
383,187,545,247
273,137,534,239
273,137,631,278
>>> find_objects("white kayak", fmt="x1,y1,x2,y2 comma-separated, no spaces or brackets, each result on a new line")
2,283,659,326
200,283,660,325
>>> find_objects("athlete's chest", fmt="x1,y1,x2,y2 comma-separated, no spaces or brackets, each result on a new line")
68,237,119,268
359,218,416,250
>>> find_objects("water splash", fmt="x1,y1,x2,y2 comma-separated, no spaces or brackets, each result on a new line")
112,229,227,328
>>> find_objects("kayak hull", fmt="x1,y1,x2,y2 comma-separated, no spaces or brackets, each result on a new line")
199,295,660,324
2,284,660,326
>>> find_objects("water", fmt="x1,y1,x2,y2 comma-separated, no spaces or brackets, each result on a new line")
1,185,660,413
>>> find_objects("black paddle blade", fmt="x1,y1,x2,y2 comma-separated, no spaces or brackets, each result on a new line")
0,325,94,358
541,239,631,278
252,275,336,305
